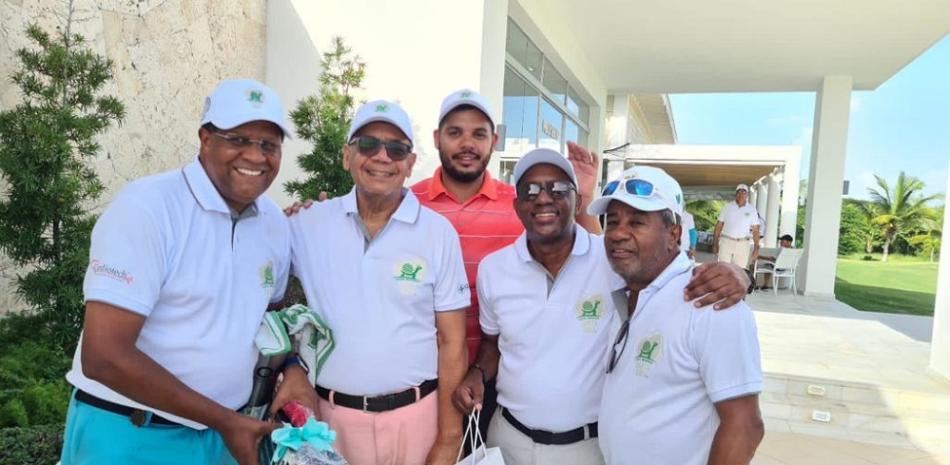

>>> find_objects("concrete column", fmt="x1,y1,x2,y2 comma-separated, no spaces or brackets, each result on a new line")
765,173,781,248
929,166,950,380
755,182,768,218
749,189,758,209
607,95,630,149
800,76,852,297
779,155,801,240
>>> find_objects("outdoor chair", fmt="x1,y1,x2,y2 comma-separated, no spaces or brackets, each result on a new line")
753,247,804,295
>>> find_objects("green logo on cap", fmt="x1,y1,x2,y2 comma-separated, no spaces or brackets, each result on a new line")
675,194,682,205
248,90,263,103
461,90,472,98
376,104,388,112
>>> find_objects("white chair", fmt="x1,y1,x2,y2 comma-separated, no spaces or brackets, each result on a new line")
753,248,804,295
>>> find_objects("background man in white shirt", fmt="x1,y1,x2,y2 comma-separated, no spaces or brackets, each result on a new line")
713,184,761,268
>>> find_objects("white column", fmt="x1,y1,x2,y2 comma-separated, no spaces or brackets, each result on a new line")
755,182,768,218
800,76,852,297
929,166,950,380
779,154,801,240
765,173,781,248
749,189,758,209
607,95,630,149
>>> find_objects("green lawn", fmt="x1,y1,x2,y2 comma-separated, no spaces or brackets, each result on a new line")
835,254,939,316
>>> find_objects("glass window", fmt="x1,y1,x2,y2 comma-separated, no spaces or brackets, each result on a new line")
542,58,567,105
539,98,563,151
502,69,539,156
506,20,542,81
499,159,518,185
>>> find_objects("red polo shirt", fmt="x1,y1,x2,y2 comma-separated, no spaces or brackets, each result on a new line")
411,168,523,362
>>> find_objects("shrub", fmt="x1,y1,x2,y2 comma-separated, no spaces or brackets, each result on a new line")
0,424,64,465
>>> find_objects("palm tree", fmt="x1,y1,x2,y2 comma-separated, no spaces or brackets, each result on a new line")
909,207,943,262
858,202,881,255
867,172,941,262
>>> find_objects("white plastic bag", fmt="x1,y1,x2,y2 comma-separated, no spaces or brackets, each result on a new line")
453,409,506,465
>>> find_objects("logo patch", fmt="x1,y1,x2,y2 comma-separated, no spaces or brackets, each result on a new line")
575,295,605,332
247,89,264,107
260,261,275,288
375,104,389,113
394,258,427,295
635,332,663,377
90,260,134,285
460,90,472,98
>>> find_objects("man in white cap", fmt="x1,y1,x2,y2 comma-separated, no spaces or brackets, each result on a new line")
713,184,761,268
412,89,753,442
61,78,311,465
287,99,469,465
451,154,751,465
592,167,764,465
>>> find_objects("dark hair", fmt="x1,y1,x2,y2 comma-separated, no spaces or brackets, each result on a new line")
439,104,495,132
780,234,794,242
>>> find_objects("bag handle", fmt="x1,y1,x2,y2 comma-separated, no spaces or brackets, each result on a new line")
455,408,485,463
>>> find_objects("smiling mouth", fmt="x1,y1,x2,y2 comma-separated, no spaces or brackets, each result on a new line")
365,168,396,178
235,167,265,176
453,152,481,164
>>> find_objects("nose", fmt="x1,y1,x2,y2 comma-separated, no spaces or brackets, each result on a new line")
533,187,555,204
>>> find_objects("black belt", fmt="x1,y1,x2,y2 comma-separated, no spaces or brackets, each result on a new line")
316,379,438,413
502,407,597,445
75,389,181,427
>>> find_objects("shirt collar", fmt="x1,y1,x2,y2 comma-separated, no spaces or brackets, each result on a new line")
425,167,499,202
342,187,421,224
514,224,591,263
645,251,693,293
183,157,260,216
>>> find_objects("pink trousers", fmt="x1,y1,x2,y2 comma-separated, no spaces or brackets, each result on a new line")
318,391,439,465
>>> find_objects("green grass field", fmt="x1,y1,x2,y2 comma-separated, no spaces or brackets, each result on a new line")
835,254,939,316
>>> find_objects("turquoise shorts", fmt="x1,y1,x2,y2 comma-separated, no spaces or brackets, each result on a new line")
60,391,238,465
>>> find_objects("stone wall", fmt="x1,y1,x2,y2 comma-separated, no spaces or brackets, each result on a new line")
0,0,267,313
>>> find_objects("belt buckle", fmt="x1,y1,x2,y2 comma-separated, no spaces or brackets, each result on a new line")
130,409,148,427
362,396,369,413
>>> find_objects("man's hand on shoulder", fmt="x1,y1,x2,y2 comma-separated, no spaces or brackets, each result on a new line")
282,191,330,217
684,262,751,310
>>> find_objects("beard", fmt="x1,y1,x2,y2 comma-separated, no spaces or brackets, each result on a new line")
439,150,490,183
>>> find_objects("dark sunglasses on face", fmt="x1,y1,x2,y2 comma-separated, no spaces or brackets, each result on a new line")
212,131,282,156
348,136,413,161
517,180,576,201
602,178,655,198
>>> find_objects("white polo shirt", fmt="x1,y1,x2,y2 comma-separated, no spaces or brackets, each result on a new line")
289,189,470,396
598,252,762,465
478,225,625,432
717,201,759,239
66,159,291,429
680,211,696,253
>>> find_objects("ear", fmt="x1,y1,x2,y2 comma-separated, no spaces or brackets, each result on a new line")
491,132,499,151
197,128,211,158
405,152,417,177
670,223,683,252
342,145,352,172
574,192,583,216
432,128,441,151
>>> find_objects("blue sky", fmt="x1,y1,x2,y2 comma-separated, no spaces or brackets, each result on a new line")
670,35,950,203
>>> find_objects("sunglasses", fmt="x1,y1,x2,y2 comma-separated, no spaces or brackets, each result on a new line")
606,318,630,374
211,131,281,156
516,181,576,201
348,136,413,161
601,178,655,198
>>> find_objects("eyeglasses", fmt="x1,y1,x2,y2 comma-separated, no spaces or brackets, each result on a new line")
606,318,630,374
516,181,576,201
348,136,413,161
211,132,281,156
602,178,655,198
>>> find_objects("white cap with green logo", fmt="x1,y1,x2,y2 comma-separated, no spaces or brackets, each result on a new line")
588,165,684,220
200,78,293,138
438,89,496,128
347,99,414,146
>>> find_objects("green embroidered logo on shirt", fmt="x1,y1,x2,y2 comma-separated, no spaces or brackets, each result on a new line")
395,262,424,282
576,295,605,332
260,261,275,288
635,333,663,377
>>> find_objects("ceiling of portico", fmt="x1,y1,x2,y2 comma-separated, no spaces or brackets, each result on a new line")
524,0,950,92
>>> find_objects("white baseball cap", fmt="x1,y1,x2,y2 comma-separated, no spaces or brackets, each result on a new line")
736,183,750,192
347,99,414,146
512,148,578,187
200,78,293,138
588,165,684,219
438,89,496,128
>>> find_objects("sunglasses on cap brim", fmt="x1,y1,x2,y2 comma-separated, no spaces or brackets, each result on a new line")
601,178,655,198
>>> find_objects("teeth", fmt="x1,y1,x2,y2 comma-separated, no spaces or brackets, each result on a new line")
236,168,264,176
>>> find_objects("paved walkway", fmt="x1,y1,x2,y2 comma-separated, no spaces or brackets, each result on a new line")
757,431,950,465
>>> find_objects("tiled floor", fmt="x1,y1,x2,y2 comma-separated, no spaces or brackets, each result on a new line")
757,431,950,465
